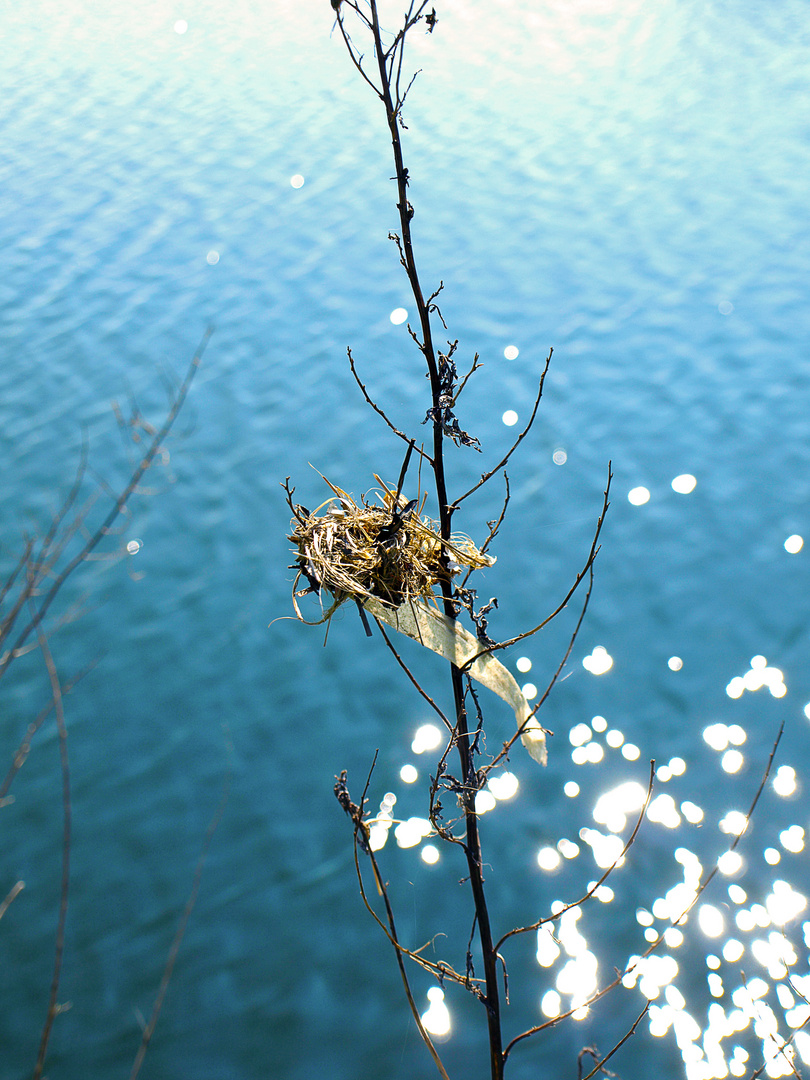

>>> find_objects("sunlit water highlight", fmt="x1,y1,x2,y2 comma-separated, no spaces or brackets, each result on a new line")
3,1,810,1079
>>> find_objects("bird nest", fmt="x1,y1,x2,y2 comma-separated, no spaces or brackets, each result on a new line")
288,474,494,624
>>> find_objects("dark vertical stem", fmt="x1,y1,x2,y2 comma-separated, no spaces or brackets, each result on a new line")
366,5,504,1076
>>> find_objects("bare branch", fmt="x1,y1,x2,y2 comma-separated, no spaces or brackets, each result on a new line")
451,348,553,509
496,761,655,952
0,880,24,920
579,1002,651,1080
31,604,71,1080
462,463,611,669
0,328,210,685
374,619,451,730
130,735,232,1080
347,348,435,467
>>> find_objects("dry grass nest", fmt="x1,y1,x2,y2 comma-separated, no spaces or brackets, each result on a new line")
289,474,495,624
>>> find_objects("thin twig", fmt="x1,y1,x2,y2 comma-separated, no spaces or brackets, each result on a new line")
0,880,24,919
496,761,655,952
31,602,71,1080
462,463,611,668
450,349,553,510
579,1002,651,1080
0,328,211,684
0,657,99,802
129,731,232,1080
374,619,451,730
347,348,435,467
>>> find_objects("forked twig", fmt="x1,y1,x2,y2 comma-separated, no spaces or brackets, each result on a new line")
450,349,553,510
0,327,211,685
462,464,611,669
338,759,453,1080
496,761,655,952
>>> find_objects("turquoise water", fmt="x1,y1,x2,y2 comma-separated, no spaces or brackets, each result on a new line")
2,2,810,1078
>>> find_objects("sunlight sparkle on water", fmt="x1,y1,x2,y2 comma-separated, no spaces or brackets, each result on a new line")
174,19,188,33
389,306,408,324
767,880,807,924
400,763,418,783
718,851,744,875
537,846,562,871
421,987,451,1037
412,723,442,754
569,723,592,746
583,646,613,674
726,656,786,698
516,656,532,673
592,780,647,834
647,794,681,828
536,926,560,967
785,534,803,553
421,844,439,865
672,474,697,494
488,771,519,800
558,838,580,859
290,174,305,189
699,905,725,938
668,656,683,670
475,789,497,814
722,749,745,774
541,990,561,1018
621,743,640,761
779,825,804,852
579,828,625,868
502,410,519,426
394,817,432,849
719,810,748,836
628,486,650,505
504,344,519,360
723,938,745,963
773,766,797,796
572,743,604,765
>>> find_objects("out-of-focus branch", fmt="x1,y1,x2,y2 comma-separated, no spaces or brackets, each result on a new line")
0,327,211,684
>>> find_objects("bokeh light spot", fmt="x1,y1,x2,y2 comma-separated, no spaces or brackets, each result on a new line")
583,646,613,675
671,474,697,494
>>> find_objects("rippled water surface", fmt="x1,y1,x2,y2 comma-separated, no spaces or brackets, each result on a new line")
2,2,810,1078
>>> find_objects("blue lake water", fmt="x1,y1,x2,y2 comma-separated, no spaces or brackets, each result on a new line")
2,1,810,1078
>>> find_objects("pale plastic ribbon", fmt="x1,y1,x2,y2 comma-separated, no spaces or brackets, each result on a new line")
364,597,547,765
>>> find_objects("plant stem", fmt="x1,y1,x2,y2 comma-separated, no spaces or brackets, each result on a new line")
367,4,504,1075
